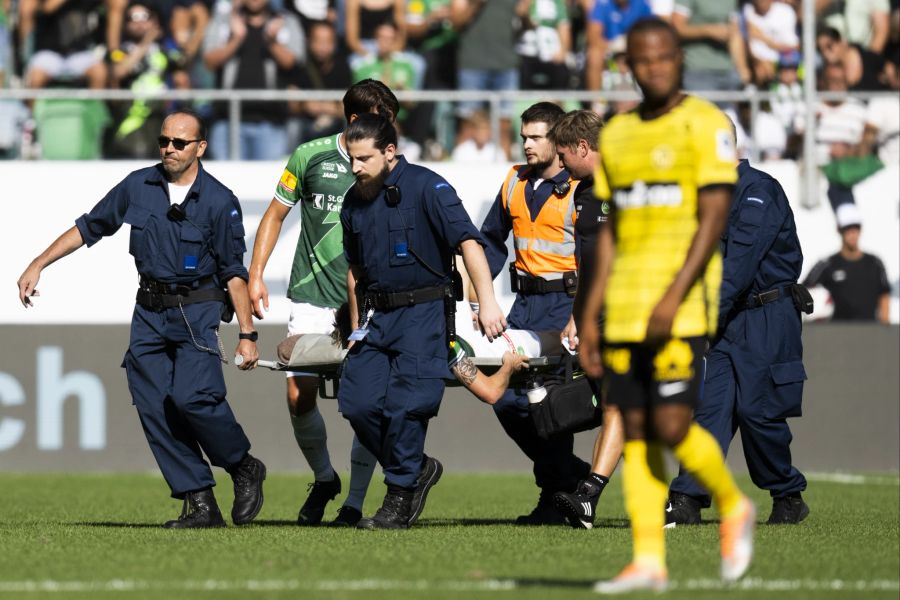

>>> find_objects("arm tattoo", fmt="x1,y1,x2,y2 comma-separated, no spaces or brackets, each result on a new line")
453,356,478,385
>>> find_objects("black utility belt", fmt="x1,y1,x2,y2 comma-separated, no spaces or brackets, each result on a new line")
139,275,217,295
136,287,228,311
509,265,577,296
364,285,453,311
744,283,814,314
744,286,788,309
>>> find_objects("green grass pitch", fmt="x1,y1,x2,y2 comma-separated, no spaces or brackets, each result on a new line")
1,472,897,599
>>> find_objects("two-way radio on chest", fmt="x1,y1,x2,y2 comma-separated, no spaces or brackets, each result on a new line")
382,183,463,341
165,192,228,361
383,184,450,281
167,192,220,263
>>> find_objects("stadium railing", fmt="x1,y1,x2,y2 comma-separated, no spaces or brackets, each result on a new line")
0,87,895,207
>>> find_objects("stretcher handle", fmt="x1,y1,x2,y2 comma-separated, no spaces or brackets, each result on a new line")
233,355,281,370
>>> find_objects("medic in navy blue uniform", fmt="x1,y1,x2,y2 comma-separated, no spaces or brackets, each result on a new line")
667,159,810,526
339,113,507,530
17,110,267,529
477,103,591,525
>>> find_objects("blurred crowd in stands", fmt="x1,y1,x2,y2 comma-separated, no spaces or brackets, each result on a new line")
0,0,897,165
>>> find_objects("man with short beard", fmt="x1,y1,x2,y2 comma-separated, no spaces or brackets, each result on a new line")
474,101,591,526
339,113,507,529
250,80,400,528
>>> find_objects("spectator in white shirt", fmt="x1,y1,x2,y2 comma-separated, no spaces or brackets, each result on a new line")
796,62,870,211
742,0,799,86
451,110,504,162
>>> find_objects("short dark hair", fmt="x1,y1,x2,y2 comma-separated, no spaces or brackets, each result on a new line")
627,16,680,50
817,26,843,42
520,102,566,128
164,108,207,140
308,20,336,36
343,79,400,124
345,112,397,151
548,110,603,151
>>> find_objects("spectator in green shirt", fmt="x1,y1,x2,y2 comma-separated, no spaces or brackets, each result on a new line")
352,21,423,123
671,0,751,91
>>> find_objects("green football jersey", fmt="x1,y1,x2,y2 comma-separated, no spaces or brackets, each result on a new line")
274,133,354,308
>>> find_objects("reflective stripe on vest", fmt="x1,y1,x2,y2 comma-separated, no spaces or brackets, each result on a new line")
500,165,577,278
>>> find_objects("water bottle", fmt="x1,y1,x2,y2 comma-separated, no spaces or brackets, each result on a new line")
526,378,547,405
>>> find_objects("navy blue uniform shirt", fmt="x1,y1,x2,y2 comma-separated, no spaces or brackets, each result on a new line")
479,166,574,278
341,156,482,359
719,160,803,328
341,155,482,292
75,162,248,286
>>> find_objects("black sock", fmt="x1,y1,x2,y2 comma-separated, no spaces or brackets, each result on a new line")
589,473,609,494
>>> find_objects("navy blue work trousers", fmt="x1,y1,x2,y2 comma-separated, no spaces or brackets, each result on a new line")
339,343,445,489
670,296,807,503
122,302,250,498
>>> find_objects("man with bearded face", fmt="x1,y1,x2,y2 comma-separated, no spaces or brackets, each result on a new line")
339,113,506,529
474,101,591,526
250,80,401,528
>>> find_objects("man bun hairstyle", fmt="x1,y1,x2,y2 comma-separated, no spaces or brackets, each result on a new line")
345,112,398,151
520,101,566,128
343,79,401,124
548,110,603,151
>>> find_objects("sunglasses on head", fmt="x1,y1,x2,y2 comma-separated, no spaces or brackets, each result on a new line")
158,136,202,150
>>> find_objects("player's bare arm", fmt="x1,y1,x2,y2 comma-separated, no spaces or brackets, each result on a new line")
248,199,292,319
453,351,528,405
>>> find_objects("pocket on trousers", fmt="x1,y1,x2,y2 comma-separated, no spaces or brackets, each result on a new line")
765,360,806,419
407,355,447,419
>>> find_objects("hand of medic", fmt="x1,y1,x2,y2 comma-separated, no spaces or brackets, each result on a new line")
477,298,507,341
17,263,42,308
560,314,578,351
248,275,269,320
235,339,258,370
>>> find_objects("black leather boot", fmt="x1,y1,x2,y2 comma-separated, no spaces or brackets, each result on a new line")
163,488,227,529
228,453,266,525
357,486,414,530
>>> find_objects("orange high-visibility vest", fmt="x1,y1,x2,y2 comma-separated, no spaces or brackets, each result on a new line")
500,165,578,279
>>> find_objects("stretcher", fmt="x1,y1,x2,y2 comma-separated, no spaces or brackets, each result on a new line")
245,321,576,397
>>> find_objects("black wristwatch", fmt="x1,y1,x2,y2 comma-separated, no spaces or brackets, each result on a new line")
238,331,258,342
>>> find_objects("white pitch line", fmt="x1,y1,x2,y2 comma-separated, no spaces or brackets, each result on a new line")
0,579,897,594
805,472,900,486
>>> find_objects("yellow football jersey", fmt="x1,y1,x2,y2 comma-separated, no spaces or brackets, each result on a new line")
594,95,737,343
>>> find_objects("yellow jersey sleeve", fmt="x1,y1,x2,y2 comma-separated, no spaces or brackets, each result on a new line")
692,106,738,189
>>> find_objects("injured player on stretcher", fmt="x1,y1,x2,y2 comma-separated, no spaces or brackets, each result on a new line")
269,302,573,404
